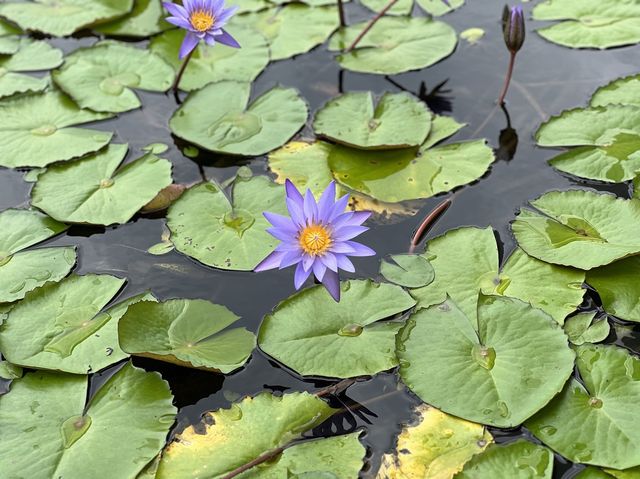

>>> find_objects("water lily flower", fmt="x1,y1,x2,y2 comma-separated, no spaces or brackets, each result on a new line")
255,180,375,302
498,5,525,105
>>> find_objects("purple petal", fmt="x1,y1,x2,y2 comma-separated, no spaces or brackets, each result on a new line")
333,225,368,242
285,179,304,205
302,254,314,271
286,197,306,228
275,242,300,253
313,260,327,281
279,250,302,269
266,227,295,242
183,0,196,12
336,254,355,272
346,210,371,225
179,31,200,59
204,34,216,46
320,252,338,272
344,241,376,257
330,242,357,254
254,250,283,272
321,270,341,302
294,262,312,289
163,2,188,18
328,194,350,222
303,189,318,223
166,16,193,29
264,211,297,233
216,29,241,48
316,181,336,223
216,6,239,24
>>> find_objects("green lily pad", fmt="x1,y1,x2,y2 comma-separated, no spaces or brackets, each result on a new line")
591,75,640,108
156,392,336,478
398,296,575,427
409,227,585,326
360,0,412,17
236,0,271,13
53,41,174,113
0,36,19,54
0,91,113,168
0,19,21,36
527,344,640,469
586,256,640,322
0,38,62,98
95,0,170,37
119,299,255,373
417,0,464,15
0,360,22,379
328,17,457,74
231,4,339,60
380,254,435,288
31,144,173,225
564,312,610,345
150,27,269,91
0,208,67,254
0,274,148,374
360,0,463,16
456,440,554,478
259,280,416,378
460,27,486,44
0,362,176,479
169,81,307,156
378,404,492,479
532,0,640,49
512,190,640,270
0,0,134,37
167,175,287,271
313,92,432,150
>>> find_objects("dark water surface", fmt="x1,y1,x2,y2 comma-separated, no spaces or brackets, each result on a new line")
2,1,640,477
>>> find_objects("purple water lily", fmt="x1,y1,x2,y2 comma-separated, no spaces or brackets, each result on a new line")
163,0,240,59
255,180,375,302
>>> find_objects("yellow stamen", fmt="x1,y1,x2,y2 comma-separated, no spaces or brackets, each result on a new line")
299,224,332,256
190,10,215,32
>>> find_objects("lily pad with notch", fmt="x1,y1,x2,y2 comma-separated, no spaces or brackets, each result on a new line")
586,256,640,323
380,254,435,288
456,440,554,478
564,311,610,345
0,38,62,98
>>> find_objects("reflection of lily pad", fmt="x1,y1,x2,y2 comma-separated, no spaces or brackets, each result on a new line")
170,81,307,156
527,344,640,469
167,175,287,271
150,27,269,90
0,0,135,37
313,92,431,150
94,0,170,37
0,38,62,98
119,299,255,373
456,440,554,478
591,75,640,108
31,144,173,226
512,190,640,269
0,91,113,168
328,17,457,74
259,280,416,378
398,296,575,427
0,362,176,478
586,256,640,322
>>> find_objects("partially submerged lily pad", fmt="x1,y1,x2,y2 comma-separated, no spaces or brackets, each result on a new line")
95,0,170,37
0,91,113,168
586,256,640,322
31,144,173,225
564,312,610,345
53,41,174,113
170,81,308,156
259,280,416,378
0,38,62,98
0,362,176,479
456,440,554,478
118,299,255,373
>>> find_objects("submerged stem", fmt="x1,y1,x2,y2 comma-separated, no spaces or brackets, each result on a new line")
345,0,399,52
337,0,346,27
172,49,195,102
497,51,516,105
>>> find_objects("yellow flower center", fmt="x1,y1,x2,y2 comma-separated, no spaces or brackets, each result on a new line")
190,10,215,32
299,224,332,256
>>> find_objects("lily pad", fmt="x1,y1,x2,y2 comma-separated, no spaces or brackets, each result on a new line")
0,0,134,37
564,312,610,345
398,296,575,427
456,440,554,478
328,17,457,75
0,360,22,380
231,4,339,60
527,344,640,469
0,38,62,98
378,404,492,479
150,27,269,90
586,256,640,322
0,274,145,374
313,92,431,150
380,254,435,288
0,90,113,168
259,280,416,378
53,41,174,113
591,75,640,108
0,362,176,479
0,19,21,36
0,36,19,55
417,0,464,15
360,0,463,16
167,175,287,271
532,0,640,49
31,144,173,226
156,392,336,478
169,81,307,156
119,299,255,373
0,208,67,255
512,190,640,270
95,0,170,37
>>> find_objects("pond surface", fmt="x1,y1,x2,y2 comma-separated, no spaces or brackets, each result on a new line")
2,0,640,477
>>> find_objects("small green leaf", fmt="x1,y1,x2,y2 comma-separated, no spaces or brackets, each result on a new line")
564,312,610,345
380,254,435,288
94,0,171,37
456,440,554,478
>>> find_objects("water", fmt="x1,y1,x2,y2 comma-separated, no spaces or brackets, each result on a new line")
2,1,640,477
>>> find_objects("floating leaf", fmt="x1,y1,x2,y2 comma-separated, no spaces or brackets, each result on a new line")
150,27,269,90
512,190,640,270
95,0,170,37
0,208,67,255
360,0,463,16
147,241,174,255
532,0,640,49
0,19,21,36
417,0,464,15
378,404,492,479
564,312,610,345
231,5,339,60
591,74,640,108
259,280,416,378
586,256,640,322
576,468,615,479
0,36,19,55
0,38,62,98
141,183,186,213
460,27,485,44
328,17,457,74
0,0,134,37
360,0,411,17
527,344,640,469
0,91,113,168
0,363,176,478
456,440,553,478
380,254,435,288
119,299,255,373
398,296,575,427
313,92,432,150
156,392,336,478
0,360,22,380
31,144,173,226
170,81,307,156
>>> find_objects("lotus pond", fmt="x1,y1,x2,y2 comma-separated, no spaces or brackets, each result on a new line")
1,0,640,478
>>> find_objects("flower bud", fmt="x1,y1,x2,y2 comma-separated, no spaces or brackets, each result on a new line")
502,5,525,53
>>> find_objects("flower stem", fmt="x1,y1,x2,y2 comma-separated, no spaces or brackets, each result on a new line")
409,198,452,253
172,49,195,102
337,0,346,27
345,0,399,52
498,51,516,105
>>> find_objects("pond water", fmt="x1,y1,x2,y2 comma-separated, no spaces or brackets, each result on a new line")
2,0,640,477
